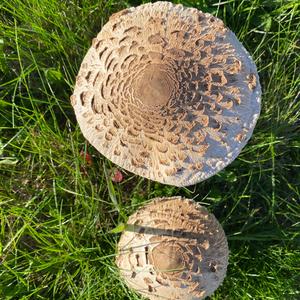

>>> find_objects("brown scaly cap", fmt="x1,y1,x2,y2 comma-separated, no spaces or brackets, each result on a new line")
116,197,229,300
71,2,261,186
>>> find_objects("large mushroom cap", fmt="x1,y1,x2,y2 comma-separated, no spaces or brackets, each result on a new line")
71,1,261,186
116,197,229,300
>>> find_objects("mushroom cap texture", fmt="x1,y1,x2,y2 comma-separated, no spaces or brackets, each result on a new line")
71,1,261,186
116,197,229,300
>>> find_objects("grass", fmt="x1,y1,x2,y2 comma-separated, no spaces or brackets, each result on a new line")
0,0,299,299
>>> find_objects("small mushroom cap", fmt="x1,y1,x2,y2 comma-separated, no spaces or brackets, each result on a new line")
116,197,229,300
71,1,261,186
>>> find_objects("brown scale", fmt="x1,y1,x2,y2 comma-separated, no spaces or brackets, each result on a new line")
108,128,117,137
129,40,138,51
104,51,114,70
75,75,85,87
158,157,171,166
190,162,203,170
131,157,145,168
123,25,142,35
119,35,132,46
190,288,206,298
219,99,233,110
155,141,168,152
235,132,245,142
82,111,93,119
113,147,121,156
92,38,103,50
166,135,180,145
109,8,130,22
247,73,257,90
165,167,178,176
140,151,150,158
126,126,139,137
104,132,113,141
79,92,87,107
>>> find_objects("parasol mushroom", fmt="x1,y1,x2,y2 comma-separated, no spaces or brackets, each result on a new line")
116,196,229,300
70,2,261,186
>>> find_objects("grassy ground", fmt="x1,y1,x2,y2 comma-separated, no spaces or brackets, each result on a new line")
0,0,299,299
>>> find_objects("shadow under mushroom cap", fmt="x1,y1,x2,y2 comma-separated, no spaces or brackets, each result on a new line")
71,1,261,186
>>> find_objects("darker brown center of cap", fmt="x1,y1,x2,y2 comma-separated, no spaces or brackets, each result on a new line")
133,64,173,106
151,243,185,273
